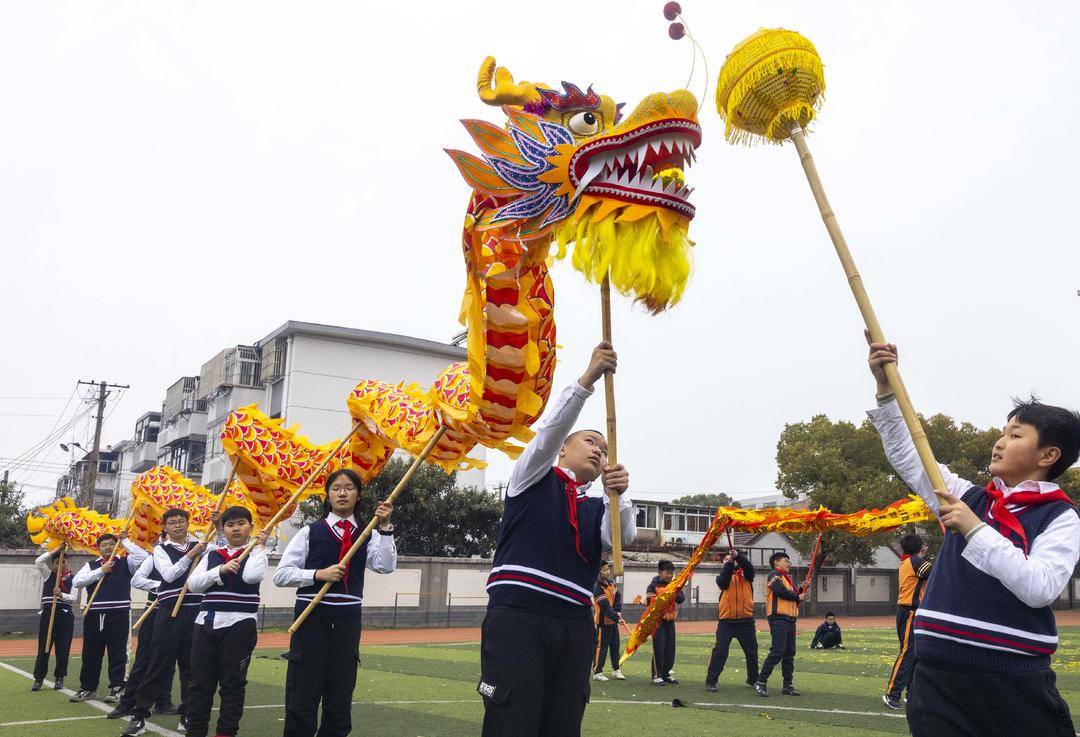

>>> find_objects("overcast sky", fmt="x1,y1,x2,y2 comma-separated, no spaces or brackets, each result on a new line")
3,1,1079,509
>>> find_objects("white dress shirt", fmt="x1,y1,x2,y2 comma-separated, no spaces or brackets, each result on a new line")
506,382,636,548
35,551,75,608
868,398,1080,608
72,538,149,588
273,512,397,589
188,542,269,629
153,536,200,583
130,554,160,593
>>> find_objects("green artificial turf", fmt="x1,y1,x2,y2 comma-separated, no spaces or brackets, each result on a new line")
2,627,1079,736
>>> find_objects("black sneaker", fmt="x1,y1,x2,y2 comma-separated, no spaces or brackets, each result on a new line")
154,702,179,715
104,686,123,704
121,717,146,736
69,689,96,702
53,677,64,690
30,680,43,692
176,715,188,733
705,682,717,692
664,677,679,685
106,705,131,719
882,694,902,710
781,685,801,696
754,682,769,697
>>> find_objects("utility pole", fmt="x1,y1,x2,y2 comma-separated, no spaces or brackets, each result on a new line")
77,379,129,507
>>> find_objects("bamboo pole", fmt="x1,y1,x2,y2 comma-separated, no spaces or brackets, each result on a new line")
44,546,67,652
132,597,158,633
288,425,448,634
788,124,950,503
83,518,133,614
170,459,241,617
600,275,625,581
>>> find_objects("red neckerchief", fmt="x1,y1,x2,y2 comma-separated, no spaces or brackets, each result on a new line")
553,466,588,562
899,554,910,562
984,481,1073,555
332,518,355,591
217,547,244,581
775,569,796,591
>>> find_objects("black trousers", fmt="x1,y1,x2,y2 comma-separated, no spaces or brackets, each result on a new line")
706,619,759,684
185,619,258,737
907,660,1075,737
479,606,595,737
79,609,129,691
593,623,620,673
651,620,676,680
886,606,916,700
284,608,363,737
758,617,796,686
133,605,196,718
119,605,175,712
34,607,74,680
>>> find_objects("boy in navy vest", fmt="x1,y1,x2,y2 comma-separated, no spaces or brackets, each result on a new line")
275,468,397,737
174,506,268,737
478,342,636,737
867,336,1080,736
31,547,74,691
124,507,207,735
108,550,176,720
70,531,148,703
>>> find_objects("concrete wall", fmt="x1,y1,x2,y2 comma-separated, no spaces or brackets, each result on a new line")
9,549,1049,634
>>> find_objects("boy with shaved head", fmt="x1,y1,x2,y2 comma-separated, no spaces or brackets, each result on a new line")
479,342,637,737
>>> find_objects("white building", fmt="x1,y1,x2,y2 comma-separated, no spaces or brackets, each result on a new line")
199,321,485,491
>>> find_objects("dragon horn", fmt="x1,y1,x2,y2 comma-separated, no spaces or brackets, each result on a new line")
476,56,543,107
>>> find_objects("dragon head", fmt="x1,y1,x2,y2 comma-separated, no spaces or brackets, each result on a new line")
448,57,701,312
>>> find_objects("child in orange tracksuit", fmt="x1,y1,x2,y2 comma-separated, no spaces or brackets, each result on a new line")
592,561,624,681
754,552,806,697
647,560,683,685
705,548,758,691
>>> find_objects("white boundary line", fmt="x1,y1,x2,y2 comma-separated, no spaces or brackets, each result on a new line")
1,714,106,728
0,661,182,737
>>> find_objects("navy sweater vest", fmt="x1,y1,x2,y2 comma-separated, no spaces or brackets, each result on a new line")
87,557,134,613
914,485,1075,672
155,542,203,608
295,519,368,620
200,549,260,613
40,572,73,613
486,467,605,618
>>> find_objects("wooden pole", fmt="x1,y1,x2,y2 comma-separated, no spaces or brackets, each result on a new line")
170,459,241,617
44,546,67,652
600,275,625,581
788,124,950,503
132,597,158,633
233,420,364,567
288,426,448,634
83,518,133,614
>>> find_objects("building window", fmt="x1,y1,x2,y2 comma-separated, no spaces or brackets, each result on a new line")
663,513,686,531
635,505,658,529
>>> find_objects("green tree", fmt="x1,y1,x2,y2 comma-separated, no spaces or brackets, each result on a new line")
670,493,740,508
299,458,502,557
0,481,29,548
775,412,1003,570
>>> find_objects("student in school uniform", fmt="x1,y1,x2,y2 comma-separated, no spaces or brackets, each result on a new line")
70,531,149,703
107,549,177,720
705,547,758,691
477,342,635,737
866,337,1080,735
592,560,625,682
882,533,932,710
274,468,397,737
754,551,807,697
30,547,74,692
810,612,844,649
125,507,207,734
140,506,269,737
647,560,683,685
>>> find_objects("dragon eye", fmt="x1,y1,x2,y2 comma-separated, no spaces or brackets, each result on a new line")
567,111,600,136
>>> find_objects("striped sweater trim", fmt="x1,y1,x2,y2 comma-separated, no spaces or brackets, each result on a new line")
486,565,593,607
914,607,1057,656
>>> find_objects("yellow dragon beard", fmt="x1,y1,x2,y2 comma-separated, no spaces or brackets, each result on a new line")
553,199,692,314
